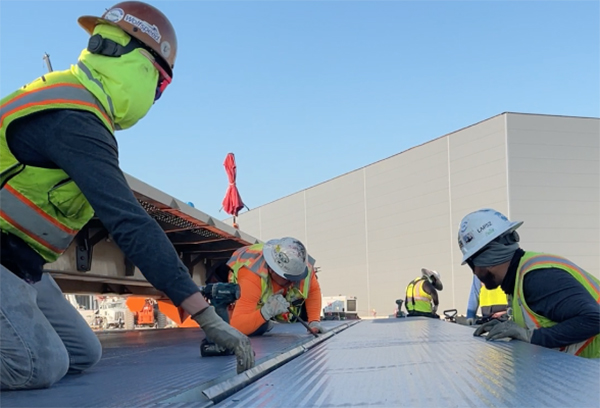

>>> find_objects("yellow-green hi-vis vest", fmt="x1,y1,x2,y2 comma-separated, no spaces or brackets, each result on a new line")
0,70,114,262
512,252,600,359
228,243,312,323
405,278,433,313
480,285,508,308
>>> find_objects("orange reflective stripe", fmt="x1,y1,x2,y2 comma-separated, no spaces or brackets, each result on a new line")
522,255,600,301
5,184,77,234
0,83,113,130
0,83,75,109
575,337,595,356
0,186,76,254
0,209,63,254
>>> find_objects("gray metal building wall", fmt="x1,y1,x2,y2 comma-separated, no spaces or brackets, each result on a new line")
233,113,600,317
507,114,600,278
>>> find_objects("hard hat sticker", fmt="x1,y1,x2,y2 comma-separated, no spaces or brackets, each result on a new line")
104,8,124,23
160,41,171,58
124,14,162,43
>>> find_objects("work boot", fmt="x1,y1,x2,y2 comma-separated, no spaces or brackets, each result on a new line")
200,338,234,357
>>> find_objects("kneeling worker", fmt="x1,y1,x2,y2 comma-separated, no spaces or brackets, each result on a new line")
227,237,326,336
405,268,443,318
458,208,600,358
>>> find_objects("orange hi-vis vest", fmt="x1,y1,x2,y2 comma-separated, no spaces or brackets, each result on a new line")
228,243,312,323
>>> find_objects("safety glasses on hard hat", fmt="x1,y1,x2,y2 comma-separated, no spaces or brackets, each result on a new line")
139,48,172,102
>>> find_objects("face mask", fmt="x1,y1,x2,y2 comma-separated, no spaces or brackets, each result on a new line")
71,23,159,130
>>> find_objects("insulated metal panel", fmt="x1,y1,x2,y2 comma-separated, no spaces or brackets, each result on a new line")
216,319,600,408
507,113,600,278
365,137,453,317
235,113,598,318
447,115,509,310
251,192,307,243
305,170,369,316
0,322,348,408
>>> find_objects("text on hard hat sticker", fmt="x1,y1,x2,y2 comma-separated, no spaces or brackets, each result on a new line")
477,222,492,233
124,14,161,43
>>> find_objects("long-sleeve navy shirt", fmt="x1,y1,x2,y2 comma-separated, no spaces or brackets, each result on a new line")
5,109,200,306
501,249,600,349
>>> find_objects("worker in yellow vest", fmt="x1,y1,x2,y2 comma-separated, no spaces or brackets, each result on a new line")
465,276,508,325
404,268,443,318
0,1,253,390
457,208,600,358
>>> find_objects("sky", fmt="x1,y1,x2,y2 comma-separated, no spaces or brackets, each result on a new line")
1,0,598,220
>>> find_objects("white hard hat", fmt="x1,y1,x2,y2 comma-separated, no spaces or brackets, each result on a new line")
422,268,443,290
458,209,523,265
263,237,309,282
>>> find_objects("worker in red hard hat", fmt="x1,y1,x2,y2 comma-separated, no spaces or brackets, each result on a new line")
0,2,254,391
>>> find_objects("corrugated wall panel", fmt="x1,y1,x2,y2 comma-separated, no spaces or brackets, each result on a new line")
507,113,600,278
234,113,597,317
251,192,307,244
448,115,509,312
364,137,453,316
305,170,369,314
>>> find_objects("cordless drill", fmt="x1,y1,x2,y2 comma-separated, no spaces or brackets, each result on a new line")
199,282,241,357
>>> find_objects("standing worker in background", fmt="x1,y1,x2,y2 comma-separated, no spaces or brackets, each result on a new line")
465,275,508,325
227,237,326,336
0,1,253,391
404,268,443,318
458,208,600,358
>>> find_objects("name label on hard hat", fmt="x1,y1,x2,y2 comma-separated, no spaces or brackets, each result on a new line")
477,222,492,233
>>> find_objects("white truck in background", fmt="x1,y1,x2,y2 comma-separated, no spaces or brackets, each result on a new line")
321,295,359,320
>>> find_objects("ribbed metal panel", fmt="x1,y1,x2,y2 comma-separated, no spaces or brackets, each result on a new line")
0,322,348,408
216,318,600,408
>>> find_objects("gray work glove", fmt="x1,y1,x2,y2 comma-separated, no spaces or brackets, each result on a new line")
308,321,327,334
432,304,438,314
466,317,475,326
193,306,255,374
260,293,290,321
473,319,533,343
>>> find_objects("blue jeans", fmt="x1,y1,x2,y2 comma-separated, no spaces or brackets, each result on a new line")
0,267,102,390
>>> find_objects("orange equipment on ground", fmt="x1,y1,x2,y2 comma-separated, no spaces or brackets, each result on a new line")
126,298,161,328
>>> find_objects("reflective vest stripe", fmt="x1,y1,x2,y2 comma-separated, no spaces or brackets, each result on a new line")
0,210,64,254
3,184,77,234
0,83,112,130
516,253,600,357
0,186,75,252
76,61,117,123
521,255,600,300
576,337,595,356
